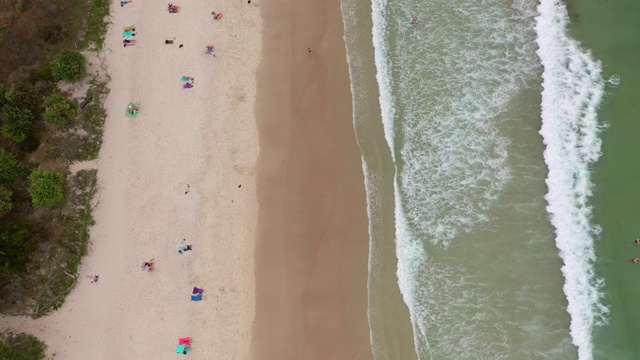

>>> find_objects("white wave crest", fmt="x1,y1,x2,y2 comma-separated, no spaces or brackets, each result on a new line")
535,1,610,359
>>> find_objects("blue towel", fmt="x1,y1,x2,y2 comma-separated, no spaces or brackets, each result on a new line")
191,294,202,301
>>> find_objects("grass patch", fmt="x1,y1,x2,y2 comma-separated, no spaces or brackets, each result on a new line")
32,169,97,317
83,0,111,50
37,81,109,162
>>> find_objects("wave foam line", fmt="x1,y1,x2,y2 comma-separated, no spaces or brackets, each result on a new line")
535,2,609,359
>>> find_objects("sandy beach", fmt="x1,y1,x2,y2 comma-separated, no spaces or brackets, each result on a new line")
1,0,373,358
1,0,261,358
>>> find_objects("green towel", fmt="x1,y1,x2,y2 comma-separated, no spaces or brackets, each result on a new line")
125,103,140,118
176,345,190,354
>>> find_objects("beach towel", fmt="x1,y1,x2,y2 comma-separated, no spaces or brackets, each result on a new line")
191,294,203,301
179,337,191,345
125,102,140,118
122,30,134,37
181,76,193,82
192,287,204,295
176,344,190,354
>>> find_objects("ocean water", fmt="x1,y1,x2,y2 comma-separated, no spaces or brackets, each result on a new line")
342,0,622,359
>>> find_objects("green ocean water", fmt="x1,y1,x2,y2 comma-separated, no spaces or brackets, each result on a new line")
567,0,640,359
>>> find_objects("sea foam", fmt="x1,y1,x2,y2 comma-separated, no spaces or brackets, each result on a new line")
369,0,551,357
535,1,609,359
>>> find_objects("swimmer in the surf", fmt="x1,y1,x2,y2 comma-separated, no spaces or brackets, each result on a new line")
633,258,639,263
410,16,418,25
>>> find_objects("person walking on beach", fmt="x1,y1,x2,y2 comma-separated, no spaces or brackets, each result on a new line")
185,184,190,194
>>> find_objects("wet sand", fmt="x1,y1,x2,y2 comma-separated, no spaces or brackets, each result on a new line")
250,0,373,359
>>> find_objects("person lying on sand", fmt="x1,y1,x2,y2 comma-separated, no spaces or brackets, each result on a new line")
178,245,193,254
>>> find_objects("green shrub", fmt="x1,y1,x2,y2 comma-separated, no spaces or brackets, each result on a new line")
3,83,39,110
43,92,78,128
35,65,54,82
28,169,64,207
0,223,32,273
0,83,39,143
0,332,46,360
1,107,33,142
0,186,13,217
0,83,6,109
50,50,86,82
0,148,24,183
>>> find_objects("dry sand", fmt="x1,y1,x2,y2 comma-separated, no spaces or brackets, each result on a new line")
1,0,261,358
249,0,374,359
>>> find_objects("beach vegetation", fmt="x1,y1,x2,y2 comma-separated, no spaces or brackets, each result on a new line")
0,148,25,184
51,50,87,83
0,186,13,218
0,0,110,317
0,83,40,143
0,223,33,274
83,0,112,50
0,331,47,360
28,169,64,207
43,92,79,128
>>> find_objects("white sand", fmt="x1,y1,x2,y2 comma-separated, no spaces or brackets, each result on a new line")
1,0,262,358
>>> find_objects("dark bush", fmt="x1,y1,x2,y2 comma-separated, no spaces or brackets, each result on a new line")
35,65,54,82
0,83,40,143
50,50,86,82
1,112,33,142
43,92,78,128
28,168,64,207
0,223,33,273
0,186,13,217
0,148,25,183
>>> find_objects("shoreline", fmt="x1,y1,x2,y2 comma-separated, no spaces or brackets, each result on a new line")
250,0,373,358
